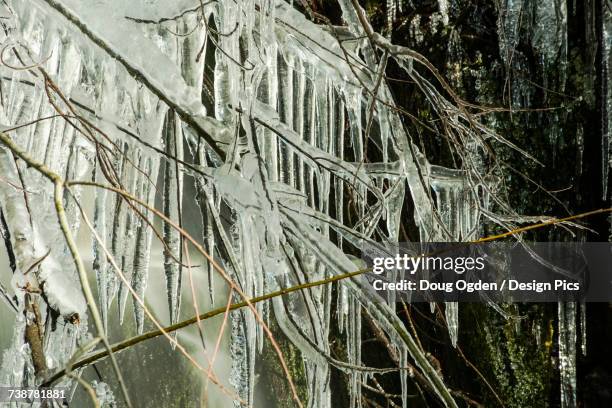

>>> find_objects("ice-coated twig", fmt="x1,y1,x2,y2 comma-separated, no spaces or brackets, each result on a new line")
0,130,133,408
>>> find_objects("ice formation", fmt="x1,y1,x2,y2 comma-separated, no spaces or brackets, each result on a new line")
0,0,581,407
558,302,576,408
495,2,583,407
603,0,612,198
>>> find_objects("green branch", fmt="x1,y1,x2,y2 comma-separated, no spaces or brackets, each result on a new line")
44,267,370,384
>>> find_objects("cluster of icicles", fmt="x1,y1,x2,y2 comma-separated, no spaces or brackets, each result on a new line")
497,1,589,407
0,0,581,407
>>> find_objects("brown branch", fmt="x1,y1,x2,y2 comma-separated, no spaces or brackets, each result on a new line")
24,293,47,376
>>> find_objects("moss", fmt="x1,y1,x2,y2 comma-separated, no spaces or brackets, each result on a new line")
462,304,554,408
255,314,309,408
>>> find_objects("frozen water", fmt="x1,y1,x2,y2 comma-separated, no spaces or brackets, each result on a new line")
0,0,556,407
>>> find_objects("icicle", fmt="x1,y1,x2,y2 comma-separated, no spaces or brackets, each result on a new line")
314,75,331,215
558,302,577,408
100,144,130,327
261,48,280,181
192,145,217,305
294,59,306,192
162,111,184,327
131,157,158,334
446,302,459,347
278,53,295,186
92,160,111,330
117,151,141,324
205,192,216,305
579,302,587,356
497,0,525,68
602,1,612,198
385,177,405,241
335,97,345,248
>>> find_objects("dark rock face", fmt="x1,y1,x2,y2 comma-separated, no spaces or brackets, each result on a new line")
338,1,612,406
